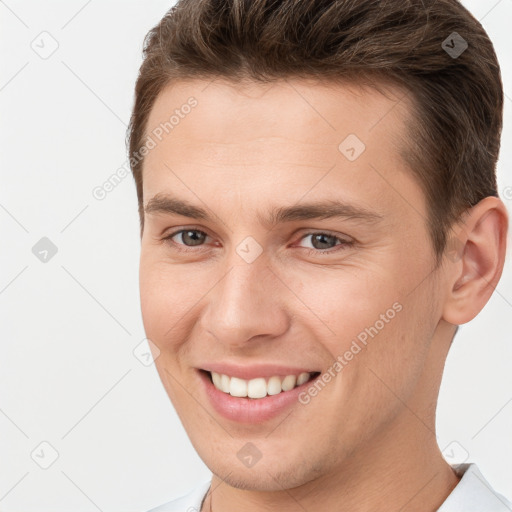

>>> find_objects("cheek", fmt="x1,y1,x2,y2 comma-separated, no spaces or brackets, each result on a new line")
295,265,425,400
331,282,436,426
139,256,207,338
291,265,400,349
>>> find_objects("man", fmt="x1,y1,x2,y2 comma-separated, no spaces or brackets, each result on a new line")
128,0,512,510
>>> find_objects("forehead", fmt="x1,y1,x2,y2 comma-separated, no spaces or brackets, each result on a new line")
142,77,423,222
145,76,411,147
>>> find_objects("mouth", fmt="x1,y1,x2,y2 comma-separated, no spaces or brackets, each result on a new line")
201,369,322,399
196,363,324,423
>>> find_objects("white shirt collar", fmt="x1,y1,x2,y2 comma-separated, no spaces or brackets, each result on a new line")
437,462,512,511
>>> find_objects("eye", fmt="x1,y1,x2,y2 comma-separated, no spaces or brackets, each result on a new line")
162,228,354,255
297,232,353,254
163,228,211,251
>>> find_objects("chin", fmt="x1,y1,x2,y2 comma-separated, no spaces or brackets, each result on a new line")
200,446,328,492
213,466,307,492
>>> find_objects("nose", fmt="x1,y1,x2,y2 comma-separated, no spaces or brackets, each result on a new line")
199,255,290,349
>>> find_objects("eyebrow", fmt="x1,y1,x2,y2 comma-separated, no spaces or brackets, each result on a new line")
144,193,384,227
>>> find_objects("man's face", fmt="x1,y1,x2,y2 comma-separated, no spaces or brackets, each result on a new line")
139,78,446,490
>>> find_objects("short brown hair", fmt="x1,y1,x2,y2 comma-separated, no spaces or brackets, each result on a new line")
128,0,503,266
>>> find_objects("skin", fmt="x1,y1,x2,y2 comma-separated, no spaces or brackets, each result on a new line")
138,77,508,512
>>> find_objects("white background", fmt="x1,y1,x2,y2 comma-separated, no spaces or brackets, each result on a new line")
1,1,511,510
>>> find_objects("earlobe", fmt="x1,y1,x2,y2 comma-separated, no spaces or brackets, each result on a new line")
442,196,508,326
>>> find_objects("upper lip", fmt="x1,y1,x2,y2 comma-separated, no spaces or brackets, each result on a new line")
199,362,319,380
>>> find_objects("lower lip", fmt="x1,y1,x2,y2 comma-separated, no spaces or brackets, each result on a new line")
198,370,319,424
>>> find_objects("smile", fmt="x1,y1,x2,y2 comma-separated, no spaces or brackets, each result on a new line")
208,370,320,399
197,367,322,423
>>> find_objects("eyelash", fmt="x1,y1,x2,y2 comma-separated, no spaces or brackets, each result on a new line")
161,228,354,256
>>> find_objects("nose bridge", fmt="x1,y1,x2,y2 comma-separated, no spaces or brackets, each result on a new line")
202,251,288,346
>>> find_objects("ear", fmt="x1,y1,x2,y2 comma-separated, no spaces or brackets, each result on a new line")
442,196,509,326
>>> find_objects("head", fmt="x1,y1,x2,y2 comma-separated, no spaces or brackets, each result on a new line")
129,0,507,492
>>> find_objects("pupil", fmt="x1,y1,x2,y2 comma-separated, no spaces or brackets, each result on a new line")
183,230,204,246
313,234,335,250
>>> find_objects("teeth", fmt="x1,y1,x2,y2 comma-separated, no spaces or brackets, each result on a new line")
281,375,297,391
247,377,267,399
297,372,310,386
220,374,230,393
267,376,282,396
211,372,222,389
210,371,314,399
229,377,247,397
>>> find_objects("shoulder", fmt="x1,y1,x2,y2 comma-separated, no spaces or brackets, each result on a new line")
438,463,512,512
145,480,211,512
